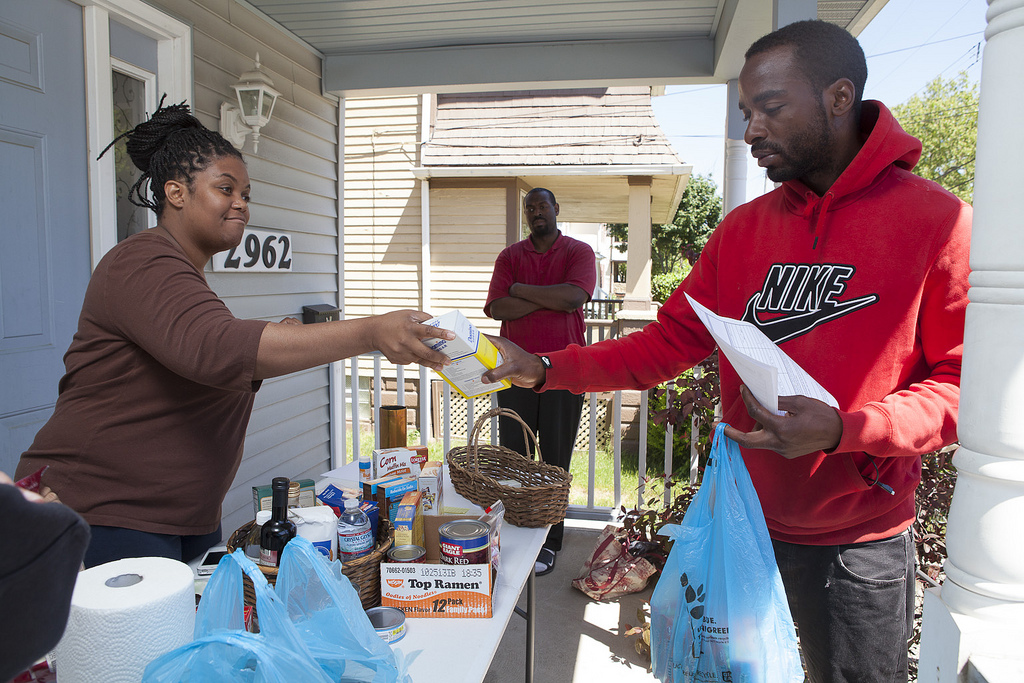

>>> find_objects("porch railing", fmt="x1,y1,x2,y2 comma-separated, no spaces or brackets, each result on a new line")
330,348,701,521
583,298,624,322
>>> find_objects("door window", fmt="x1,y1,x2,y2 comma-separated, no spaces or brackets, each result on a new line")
112,69,149,241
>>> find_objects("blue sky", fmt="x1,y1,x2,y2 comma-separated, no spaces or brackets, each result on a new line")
651,0,988,199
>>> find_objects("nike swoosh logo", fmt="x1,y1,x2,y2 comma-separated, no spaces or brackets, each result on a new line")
743,293,879,344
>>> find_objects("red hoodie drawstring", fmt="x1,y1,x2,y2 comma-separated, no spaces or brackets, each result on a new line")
803,191,836,250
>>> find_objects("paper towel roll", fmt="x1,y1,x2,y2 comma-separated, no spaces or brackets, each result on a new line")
54,556,196,683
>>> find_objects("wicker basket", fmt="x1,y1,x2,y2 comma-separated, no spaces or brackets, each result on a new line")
447,407,572,528
226,516,393,610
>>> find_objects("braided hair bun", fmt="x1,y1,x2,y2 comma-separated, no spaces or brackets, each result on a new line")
98,96,243,214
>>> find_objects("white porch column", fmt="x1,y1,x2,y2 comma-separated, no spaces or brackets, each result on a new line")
622,175,653,310
723,79,748,215
918,2,1024,681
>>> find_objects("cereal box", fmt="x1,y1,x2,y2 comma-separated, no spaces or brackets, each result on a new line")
417,461,444,516
376,477,419,523
393,491,424,548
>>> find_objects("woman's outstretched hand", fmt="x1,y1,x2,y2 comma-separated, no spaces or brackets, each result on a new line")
368,310,454,371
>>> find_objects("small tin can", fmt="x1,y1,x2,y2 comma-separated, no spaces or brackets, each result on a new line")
365,606,406,643
387,544,426,563
438,519,490,565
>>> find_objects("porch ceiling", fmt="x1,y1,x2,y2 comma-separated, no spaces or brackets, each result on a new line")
245,0,888,96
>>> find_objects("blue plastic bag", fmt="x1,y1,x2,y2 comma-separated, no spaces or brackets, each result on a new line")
142,549,333,683
650,424,803,683
274,536,414,682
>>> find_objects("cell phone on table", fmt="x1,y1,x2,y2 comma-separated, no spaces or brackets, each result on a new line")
197,546,230,576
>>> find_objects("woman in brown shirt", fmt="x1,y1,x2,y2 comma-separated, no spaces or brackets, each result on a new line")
16,101,452,567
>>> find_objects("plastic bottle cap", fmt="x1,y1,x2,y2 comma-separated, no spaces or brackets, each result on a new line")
256,510,272,524
344,497,359,509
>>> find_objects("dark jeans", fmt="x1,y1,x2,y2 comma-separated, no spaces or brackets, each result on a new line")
497,385,584,551
772,529,916,683
84,525,223,568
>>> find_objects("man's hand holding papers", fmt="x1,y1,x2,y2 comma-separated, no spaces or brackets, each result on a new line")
684,294,843,458
723,385,843,459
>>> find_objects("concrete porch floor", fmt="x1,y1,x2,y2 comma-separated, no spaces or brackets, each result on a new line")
484,519,658,683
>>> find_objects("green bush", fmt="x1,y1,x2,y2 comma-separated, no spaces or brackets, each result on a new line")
652,266,687,303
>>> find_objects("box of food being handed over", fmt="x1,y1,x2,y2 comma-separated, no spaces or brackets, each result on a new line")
422,310,510,399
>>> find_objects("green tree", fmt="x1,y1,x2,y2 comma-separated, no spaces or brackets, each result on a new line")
891,72,978,203
606,174,722,302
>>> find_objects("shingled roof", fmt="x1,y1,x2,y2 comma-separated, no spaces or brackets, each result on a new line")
421,87,684,167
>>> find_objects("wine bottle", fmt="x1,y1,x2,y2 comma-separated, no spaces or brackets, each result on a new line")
260,477,296,567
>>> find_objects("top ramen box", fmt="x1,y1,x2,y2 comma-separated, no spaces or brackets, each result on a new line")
380,515,496,619
422,310,510,399
373,447,428,479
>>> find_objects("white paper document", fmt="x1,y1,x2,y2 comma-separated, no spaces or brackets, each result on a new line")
685,293,838,415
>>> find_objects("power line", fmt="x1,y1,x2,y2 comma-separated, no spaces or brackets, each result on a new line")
866,31,984,59
871,0,979,92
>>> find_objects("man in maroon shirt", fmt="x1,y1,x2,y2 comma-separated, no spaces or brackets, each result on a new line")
485,188,596,575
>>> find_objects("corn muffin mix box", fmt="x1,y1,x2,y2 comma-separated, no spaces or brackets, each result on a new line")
373,447,428,479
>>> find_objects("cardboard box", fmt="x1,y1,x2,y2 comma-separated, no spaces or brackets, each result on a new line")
376,477,418,523
422,310,510,399
392,491,424,548
253,478,315,516
373,447,428,479
360,474,405,500
417,461,444,516
380,515,495,618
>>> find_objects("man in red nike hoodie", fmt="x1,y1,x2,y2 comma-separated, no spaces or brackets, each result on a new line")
483,20,970,683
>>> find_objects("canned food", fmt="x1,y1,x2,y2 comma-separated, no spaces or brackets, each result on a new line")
438,519,490,565
387,545,426,563
365,606,406,643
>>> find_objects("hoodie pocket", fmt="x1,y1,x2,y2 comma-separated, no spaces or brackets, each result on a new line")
840,452,876,492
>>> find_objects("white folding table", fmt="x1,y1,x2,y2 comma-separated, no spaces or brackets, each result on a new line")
320,461,549,683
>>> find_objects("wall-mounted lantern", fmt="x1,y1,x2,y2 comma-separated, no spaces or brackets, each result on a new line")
219,53,280,154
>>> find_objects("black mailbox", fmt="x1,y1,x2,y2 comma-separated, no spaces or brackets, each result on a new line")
302,304,341,324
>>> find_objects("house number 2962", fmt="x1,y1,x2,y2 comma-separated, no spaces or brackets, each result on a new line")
213,228,293,272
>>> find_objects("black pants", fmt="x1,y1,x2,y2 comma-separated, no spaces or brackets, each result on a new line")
772,529,916,683
497,385,584,551
84,525,223,568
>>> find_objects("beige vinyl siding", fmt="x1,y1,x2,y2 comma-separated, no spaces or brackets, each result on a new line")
429,187,507,336
155,0,338,537
343,95,424,319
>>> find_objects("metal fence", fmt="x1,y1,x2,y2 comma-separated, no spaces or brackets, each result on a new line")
331,348,701,521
